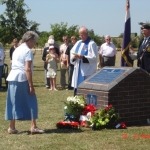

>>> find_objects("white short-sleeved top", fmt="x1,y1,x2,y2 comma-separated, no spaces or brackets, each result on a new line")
99,42,117,57
7,43,33,82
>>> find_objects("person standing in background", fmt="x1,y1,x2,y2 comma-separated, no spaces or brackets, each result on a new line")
99,35,117,67
10,38,18,64
46,46,59,91
70,27,98,95
0,43,5,90
137,24,150,73
59,36,69,89
42,37,59,89
44,35,59,50
65,36,77,90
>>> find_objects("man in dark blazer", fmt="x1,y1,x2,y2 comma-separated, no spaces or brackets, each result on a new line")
137,24,150,73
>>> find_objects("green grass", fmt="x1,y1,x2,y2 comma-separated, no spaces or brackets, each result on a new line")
0,50,150,150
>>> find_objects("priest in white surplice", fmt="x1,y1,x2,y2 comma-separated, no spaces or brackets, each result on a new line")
70,26,98,95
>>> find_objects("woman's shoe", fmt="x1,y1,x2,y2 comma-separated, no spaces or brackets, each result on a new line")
8,128,20,134
30,127,44,135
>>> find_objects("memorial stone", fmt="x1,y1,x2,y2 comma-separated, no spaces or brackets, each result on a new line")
77,67,150,126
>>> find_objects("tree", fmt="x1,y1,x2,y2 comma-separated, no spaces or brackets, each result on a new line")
118,33,124,38
0,0,39,44
112,38,117,46
49,22,102,46
38,31,50,48
49,22,79,43
131,38,138,48
88,29,102,46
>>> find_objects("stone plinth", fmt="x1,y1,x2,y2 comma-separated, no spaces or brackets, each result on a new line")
77,67,150,126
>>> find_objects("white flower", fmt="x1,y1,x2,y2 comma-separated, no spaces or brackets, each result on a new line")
64,106,67,109
67,96,74,102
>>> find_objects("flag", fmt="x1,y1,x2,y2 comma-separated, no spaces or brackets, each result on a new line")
121,0,133,67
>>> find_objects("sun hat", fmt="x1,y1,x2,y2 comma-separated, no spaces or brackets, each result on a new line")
48,39,54,44
49,45,55,50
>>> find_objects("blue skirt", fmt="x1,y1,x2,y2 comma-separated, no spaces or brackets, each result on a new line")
5,81,38,120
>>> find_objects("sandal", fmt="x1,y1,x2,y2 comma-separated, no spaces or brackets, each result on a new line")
8,128,20,134
31,127,44,135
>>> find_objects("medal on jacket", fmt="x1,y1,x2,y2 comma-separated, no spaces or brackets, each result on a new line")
147,46,150,52
146,40,150,52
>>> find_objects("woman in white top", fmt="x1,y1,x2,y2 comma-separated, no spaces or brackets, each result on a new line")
0,43,5,90
5,31,44,134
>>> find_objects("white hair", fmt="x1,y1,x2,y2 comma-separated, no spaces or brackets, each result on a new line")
49,35,54,39
105,35,111,39
22,31,39,43
79,26,89,34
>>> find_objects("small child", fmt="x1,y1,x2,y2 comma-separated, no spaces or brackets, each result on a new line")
46,46,59,91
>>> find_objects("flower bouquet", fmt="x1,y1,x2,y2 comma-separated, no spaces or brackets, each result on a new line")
56,121,79,129
56,95,86,129
82,104,97,116
87,104,121,130
79,104,97,127
64,95,86,121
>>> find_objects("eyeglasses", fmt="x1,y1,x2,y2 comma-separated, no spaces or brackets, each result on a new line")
64,39,68,41
106,39,111,41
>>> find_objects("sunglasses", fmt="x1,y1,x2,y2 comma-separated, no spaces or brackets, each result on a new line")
106,39,111,41
64,39,68,41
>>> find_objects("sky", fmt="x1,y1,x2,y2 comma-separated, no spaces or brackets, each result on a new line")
0,0,150,37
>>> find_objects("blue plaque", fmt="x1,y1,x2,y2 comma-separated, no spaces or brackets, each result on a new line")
87,94,97,106
87,68,125,84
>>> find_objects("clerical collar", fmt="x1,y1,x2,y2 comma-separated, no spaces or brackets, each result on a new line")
82,37,91,44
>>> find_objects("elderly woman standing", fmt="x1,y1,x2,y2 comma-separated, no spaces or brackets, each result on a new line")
5,31,44,134
0,43,5,90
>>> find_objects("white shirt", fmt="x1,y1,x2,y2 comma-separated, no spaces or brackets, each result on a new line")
99,42,117,57
7,43,33,82
0,48,4,66
60,43,68,59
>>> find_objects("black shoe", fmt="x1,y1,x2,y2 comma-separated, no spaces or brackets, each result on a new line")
66,87,73,90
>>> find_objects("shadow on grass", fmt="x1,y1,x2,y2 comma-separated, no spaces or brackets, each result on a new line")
18,128,84,135
44,128,84,134
34,66,43,68
33,84,45,87
34,69,44,71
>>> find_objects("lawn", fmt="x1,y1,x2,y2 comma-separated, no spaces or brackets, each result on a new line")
0,50,150,150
